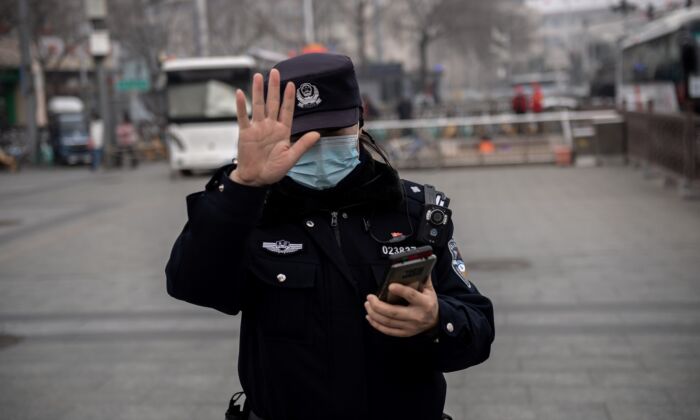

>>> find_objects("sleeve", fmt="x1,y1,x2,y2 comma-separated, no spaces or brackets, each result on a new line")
427,221,495,372
165,164,268,315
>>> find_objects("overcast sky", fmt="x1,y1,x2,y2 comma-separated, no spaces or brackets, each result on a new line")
526,0,689,13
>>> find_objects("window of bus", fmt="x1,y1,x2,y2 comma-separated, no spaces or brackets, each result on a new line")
623,33,683,84
166,68,252,123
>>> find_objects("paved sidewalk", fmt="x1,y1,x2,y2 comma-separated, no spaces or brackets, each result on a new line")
1,163,699,420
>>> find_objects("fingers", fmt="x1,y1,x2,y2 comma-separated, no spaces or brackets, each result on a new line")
365,289,437,338
288,131,320,161
365,315,412,337
266,69,281,121
364,301,414,330
278,82,296,127
235,89,250,129
365,294,413,321
388,282,426,305
251,73,265,122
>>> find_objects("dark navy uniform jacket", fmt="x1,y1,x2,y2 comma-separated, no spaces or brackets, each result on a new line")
166,149,495,420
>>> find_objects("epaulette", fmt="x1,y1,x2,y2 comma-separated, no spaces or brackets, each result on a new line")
400,179,428,204
402,180,451,208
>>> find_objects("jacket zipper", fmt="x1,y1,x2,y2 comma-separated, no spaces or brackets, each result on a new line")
330,211,342,248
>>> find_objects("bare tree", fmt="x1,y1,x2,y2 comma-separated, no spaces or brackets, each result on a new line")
107,0,199,121
108,0,178,87
387,0,514,92
0,0,86,129
207,0,306,55
0,0,86,72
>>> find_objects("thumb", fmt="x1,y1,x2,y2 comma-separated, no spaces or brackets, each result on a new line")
288,131,321,162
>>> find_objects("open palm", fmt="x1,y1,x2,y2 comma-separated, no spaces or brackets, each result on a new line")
231,69,320,187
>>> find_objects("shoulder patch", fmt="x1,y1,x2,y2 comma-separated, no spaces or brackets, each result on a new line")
448,238,471,289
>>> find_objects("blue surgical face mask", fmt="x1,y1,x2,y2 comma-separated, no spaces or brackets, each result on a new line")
287,133,361,190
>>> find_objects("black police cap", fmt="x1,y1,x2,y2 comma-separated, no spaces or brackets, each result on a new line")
265,53,361,136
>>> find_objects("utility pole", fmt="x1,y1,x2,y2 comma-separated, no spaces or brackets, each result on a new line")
194,0,209,56
303,0,315,45
373,0,383,62
612,0,636,111
17,0,39,164
357,0,367,66
86,0,112,163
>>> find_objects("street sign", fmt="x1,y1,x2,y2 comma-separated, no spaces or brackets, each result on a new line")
116,79,150,92
89,31,110,57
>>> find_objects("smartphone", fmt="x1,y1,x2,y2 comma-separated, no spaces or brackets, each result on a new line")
378,246,436,305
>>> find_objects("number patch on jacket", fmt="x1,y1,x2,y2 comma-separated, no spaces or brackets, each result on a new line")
380,245,417,256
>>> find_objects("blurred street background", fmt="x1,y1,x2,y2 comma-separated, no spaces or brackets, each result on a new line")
1,0,700,419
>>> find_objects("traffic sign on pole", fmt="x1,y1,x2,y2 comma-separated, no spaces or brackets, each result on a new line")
115,79,150,92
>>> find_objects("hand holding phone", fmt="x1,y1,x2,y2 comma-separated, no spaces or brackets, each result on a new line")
365,265,440,337
378,246,436,305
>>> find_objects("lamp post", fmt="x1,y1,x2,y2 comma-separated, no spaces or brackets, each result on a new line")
17,0,38,163
303,0,315,45
85,0,112,164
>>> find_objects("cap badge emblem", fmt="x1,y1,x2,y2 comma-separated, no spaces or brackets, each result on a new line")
296,83,322,108
262,240,304,255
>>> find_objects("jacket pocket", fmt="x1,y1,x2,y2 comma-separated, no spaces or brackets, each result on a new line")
249,258,318,341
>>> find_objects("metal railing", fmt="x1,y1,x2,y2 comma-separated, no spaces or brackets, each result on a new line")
364,110,622,169
624,111,699,182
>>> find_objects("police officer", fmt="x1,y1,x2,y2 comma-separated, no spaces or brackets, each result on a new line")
166,53,494,420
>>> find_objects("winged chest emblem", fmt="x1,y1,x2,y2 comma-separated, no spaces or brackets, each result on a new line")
262,240,304,255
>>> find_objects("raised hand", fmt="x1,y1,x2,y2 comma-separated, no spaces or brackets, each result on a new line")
230,69,320,187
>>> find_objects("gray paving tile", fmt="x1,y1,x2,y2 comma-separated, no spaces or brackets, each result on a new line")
464,371,592,386
606,403,700,420
520,355,643,371
535,404,611,420
455,403,538,420
445,385,530,405
590,371,700,388
55,403,196,420
0,402,73,420
529,386,671,404
665,387,700,405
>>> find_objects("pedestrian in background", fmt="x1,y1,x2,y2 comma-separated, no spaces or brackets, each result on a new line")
512,85,528,114
397,95,413,121
166,53,494,420
116,113,139,168
89,113,104,171
396,95,424,158
531,82,544,114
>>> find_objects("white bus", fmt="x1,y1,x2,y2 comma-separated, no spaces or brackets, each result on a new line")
162,56,255,174
619,8,700,114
